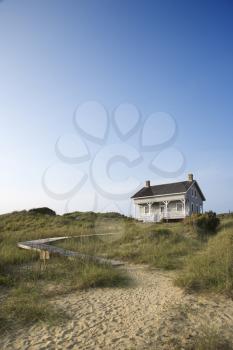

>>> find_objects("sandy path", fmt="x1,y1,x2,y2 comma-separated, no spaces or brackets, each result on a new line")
1,264,233,350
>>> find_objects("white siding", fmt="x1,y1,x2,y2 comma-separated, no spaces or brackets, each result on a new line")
133,182,204,222
186,183,204,215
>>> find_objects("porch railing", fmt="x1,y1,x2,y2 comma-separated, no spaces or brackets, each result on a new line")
138,211,186,222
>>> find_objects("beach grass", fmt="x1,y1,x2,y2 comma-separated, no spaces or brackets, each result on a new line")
175,218,233,296
0,284,64,333
1,209,233,334
56,221,203,270
188,327,233,350
0,210,131,332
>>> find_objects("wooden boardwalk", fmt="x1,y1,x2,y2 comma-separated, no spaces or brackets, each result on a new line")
17,235,124,267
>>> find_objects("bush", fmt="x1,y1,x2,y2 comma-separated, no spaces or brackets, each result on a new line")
28,207,56,216
0,274,13,286
196,211,220,233
100,212,127,219
186,211,220,236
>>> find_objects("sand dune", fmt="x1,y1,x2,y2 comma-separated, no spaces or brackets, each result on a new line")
1,264,233,349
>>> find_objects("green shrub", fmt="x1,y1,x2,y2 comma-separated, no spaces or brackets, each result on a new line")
0,274,13,286
185,211,220,236
196,211,220,233
28,207,56,216
99,212,128,219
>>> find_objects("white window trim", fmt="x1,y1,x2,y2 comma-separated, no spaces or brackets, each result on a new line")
144,205,149,214
160,204,165,213
176,202,183,211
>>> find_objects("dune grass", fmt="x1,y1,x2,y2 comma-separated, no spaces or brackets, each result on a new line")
172,326,233,350
187,327,233,350
0,257,129,332
0,210,130,332
1,209,233,334
0,260,128,333
57,213,233,296
175,218,233,296
57,222,202,270
0,285,64,333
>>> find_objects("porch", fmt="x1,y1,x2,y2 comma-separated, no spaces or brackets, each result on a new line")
135,198,187,223
138,211,186,223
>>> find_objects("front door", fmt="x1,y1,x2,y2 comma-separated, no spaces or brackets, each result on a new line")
160,205,165,217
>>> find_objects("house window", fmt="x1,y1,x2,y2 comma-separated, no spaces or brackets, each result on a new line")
160,205,165,214
145,205,149,214
196,205,199,213
176,202,183,211
191,203,194,213
192,189,194,197
195,190,197,198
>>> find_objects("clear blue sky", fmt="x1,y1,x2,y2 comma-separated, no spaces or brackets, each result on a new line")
0,0,233,214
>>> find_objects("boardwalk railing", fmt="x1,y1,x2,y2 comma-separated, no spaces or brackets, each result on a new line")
17,234,124,267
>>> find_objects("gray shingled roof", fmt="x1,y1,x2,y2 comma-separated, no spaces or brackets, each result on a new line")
131,180,206,200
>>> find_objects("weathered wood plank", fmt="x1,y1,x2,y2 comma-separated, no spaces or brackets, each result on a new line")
17,234,124,267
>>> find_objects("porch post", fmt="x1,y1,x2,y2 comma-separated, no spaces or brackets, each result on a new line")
148,203,152,216
182,198,186,217
164,201,168,218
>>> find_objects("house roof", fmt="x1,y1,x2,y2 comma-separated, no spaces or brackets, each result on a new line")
131,180,206,201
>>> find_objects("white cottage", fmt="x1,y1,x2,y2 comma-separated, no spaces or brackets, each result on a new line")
131,174,206,222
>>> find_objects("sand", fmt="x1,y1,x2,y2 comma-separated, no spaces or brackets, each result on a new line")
1,264,233,350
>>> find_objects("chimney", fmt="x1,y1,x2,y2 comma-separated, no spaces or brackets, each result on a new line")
145,180,150,188
188,173,194,182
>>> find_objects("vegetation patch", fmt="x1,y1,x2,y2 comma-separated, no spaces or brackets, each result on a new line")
175,221,233,296
1,209,233,335
28,207,56,216
57,224,202,270
0,210,130,332
0,284,65,333
184,211,220,237
187,327,233,350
